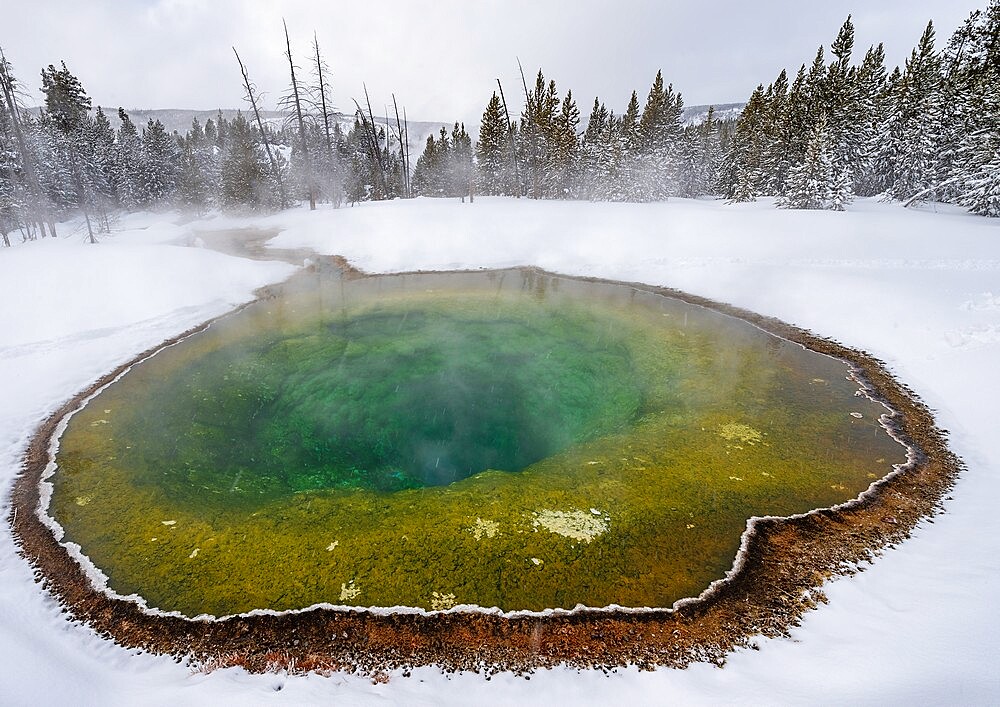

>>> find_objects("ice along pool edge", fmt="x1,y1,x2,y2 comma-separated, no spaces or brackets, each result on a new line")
8,261,961,676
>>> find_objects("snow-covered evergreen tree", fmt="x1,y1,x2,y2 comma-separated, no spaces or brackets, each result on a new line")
778,116,843,210
220,112,280,209
884,22,944,202
949,1,1000,216
548,90,579,198
476,92,515,196
114,109,142,208
853,44,890,195
135,119,178,205
518,69,560,199
578,97,612,200
721,85,767,202
176,118,217,210
412,130,446,196
39,61,100,238
635,70,684,200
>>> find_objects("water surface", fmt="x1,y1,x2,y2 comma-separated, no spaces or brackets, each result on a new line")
51,267,904,616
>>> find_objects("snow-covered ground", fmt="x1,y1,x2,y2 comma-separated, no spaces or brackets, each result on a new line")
1,197,998,704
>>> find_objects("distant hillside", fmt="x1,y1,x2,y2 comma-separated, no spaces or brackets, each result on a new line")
682,102,744,126
86,107,452,153
33,104,742,149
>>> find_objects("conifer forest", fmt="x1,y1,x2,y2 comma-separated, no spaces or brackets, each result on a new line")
1,3,998,247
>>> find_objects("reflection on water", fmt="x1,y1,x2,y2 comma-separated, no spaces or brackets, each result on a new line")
51,267,905,616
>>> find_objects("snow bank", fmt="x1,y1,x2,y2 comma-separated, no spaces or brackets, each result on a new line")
2,198,998,703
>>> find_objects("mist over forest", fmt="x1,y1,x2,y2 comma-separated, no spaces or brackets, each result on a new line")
0,2,997,247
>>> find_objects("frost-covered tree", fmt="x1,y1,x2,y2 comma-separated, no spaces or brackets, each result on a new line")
40,61,99,239
721,85,767,202
476,92,515,195
548,90,579,198
883,22,944,202
948,1,1000,216
135,119,178,205
677,106,723,198
635,70,684,200
852,44,891,195
578,97,613,200
220,112,281,209
412,123,471,198
778,116,848,210
449,122,473,198
176,117,218,210
518,69,560,199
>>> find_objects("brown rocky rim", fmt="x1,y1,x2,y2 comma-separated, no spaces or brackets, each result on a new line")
8,261,961,678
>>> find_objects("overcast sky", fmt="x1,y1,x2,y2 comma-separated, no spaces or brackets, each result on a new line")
0,0,978,126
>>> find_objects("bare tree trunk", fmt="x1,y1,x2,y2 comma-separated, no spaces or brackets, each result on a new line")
352,102,386,199
0,47,51,234
283,20,315,210
402,106,412,195
312,32,339,207
496,78,522,198
69,150,96,243
392,94,409,198
902,176,962,208
353,90,388,199
233,46,288,208
517,59,538,199
364,85,389,197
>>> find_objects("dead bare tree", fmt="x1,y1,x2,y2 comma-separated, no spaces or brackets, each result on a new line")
310,31,342,206
392,94,410,198
496,78,522,197
232,46,288,208
351,99,386,199
351,84,390,199
517,58,538,199
364,85,388,188
281,19,315,210
312,33,334,162
402,106,412,196
0,47,54,237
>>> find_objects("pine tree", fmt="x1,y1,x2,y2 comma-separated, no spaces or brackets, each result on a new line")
721,85,767,201
853,43,890,195
884,21,944,202
0,51,56,239
412,132,441,196
549,90,579,198
177,117,217,210
81,106,117,229
760,69,791,194
135,119,178,205
40,61,97,239
635,70,684,200
778,115,839,209
676,106,723,198
518,69,560,198
449,122,473,198
579,97,610,199
114,108,142,207
220,112,280,209
476,92,514,195
824,16,862,199
40,62,90,134
949,1,1000,216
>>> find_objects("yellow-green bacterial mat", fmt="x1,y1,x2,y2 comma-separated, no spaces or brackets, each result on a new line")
49,268,905,616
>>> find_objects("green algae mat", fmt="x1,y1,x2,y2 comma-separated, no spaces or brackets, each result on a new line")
49,268,905,617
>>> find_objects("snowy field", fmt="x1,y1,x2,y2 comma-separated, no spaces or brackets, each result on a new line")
1,196,998,704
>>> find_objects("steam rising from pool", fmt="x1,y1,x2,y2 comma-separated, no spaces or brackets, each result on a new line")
49,268,905,616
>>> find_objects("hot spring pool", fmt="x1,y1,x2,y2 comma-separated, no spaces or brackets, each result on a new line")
48,267,905,616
